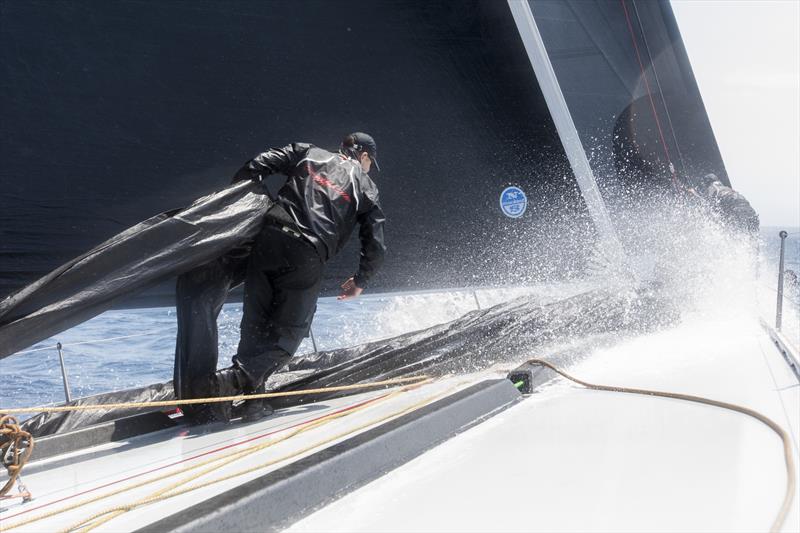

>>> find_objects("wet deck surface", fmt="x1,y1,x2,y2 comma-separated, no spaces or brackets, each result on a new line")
288,319,800,533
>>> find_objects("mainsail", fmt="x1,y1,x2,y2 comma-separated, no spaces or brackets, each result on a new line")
527,0,727,191
0,0,726,357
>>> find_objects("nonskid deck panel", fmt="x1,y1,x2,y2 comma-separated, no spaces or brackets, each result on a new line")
1,376,519,532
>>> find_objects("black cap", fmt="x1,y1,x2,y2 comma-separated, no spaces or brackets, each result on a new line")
343,132,380,171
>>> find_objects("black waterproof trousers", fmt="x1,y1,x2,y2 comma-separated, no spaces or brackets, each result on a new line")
233,225,324,387
174,249,249,401
174,224,324,400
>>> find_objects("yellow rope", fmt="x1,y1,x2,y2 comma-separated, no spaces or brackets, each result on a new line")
67,380,458,533
2,378,437,531
0,376,430,415
527,358,797,533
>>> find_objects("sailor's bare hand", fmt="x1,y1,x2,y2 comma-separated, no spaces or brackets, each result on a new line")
338,277,363,300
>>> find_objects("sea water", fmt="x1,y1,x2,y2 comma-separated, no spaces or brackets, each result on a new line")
1,227,797,413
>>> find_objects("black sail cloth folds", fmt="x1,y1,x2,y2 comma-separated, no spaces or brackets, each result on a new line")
0,181,271,360
20,287,677,437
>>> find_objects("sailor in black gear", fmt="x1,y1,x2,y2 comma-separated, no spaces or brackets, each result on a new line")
687,173,760,236
177,133,385,424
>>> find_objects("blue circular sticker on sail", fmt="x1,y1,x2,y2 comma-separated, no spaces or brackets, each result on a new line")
499,186,527,218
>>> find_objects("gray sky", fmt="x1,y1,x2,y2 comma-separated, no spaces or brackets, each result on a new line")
671,0,799,227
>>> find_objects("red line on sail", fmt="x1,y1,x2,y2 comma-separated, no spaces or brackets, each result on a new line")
620,0,679,188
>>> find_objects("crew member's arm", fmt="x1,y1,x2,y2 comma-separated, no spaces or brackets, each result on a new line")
231,143,311,183
339,190,386,300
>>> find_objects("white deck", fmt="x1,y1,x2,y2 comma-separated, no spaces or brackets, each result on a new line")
0,378,478,532
2,317,798,532
288,318,800,533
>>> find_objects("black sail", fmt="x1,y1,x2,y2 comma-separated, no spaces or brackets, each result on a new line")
0,0,726,358
0,182,270,360
528,0,727,192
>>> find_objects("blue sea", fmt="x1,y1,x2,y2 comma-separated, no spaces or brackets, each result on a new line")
1,227,798,414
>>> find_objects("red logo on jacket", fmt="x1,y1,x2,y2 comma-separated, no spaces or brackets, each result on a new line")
307,163,352,203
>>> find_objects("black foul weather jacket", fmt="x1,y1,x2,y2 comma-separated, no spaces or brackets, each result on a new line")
233,143,386,287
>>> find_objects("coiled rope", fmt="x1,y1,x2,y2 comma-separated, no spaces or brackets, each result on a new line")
526,358,796,533
0,415,34,502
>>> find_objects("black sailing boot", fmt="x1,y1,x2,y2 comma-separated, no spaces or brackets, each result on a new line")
233,381,275,423
188,366,248,425
230,351,288,423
